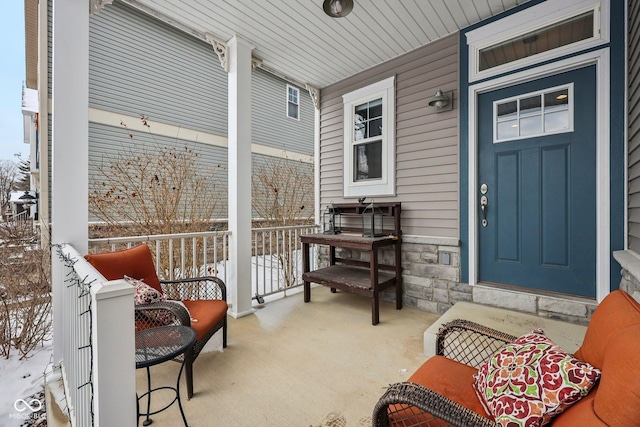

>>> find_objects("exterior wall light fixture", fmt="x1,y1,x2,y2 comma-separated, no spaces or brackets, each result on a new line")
428,89,452,111
323,0,354,18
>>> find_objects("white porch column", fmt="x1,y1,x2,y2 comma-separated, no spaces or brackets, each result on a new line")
227,35,255,318
50,0,89,362
91,280,136,426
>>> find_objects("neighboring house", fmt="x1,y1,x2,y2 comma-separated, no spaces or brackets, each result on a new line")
24,0,315,230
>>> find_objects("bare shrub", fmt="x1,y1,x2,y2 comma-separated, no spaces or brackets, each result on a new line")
252,154,314,287
0,220,51,359
89,116,224,274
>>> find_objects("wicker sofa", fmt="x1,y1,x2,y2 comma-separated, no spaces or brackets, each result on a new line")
373,290,640,426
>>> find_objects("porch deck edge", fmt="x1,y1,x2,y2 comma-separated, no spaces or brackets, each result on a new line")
423,301,587,358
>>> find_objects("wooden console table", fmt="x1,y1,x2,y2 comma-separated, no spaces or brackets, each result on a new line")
301,202,402,325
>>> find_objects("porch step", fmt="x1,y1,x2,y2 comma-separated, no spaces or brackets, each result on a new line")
423,302,587,358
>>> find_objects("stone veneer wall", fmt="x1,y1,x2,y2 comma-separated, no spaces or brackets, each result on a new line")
317,237,598,326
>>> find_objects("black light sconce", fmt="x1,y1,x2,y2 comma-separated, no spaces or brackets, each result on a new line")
428,89,452,111
362,201,384,237
18,191,37,205
323,0,354,18
323,203,342,234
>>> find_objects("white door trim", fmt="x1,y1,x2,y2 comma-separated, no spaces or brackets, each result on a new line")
468,48,610,302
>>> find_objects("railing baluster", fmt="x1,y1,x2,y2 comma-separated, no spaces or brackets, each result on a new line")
169,239,174,281
192,237,197,277
203,236,208,276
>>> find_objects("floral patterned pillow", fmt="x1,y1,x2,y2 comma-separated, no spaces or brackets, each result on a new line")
124,276,176,326
124,275,165,305
473,329,600,427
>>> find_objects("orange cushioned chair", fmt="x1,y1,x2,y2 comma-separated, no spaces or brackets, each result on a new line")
85,244,228,399
373,290,640,426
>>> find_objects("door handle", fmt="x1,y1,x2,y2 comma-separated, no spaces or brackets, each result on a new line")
480,195,488,227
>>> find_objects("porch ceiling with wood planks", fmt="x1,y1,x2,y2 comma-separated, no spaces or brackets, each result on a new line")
122,0,530,89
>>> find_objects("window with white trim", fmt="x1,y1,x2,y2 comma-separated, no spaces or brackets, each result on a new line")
494,84,573,143
287,85,299,120
343,76,395,197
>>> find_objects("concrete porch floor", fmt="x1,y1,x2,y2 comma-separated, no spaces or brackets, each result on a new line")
136,286,440,427
135,286,589,427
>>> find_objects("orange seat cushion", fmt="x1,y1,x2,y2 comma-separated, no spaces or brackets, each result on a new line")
549,388,606,426
388,355,491,426
592,324,640,425
183,299,228,340
85,245,163,293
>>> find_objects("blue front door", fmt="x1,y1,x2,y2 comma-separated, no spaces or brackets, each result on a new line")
478,65,596,298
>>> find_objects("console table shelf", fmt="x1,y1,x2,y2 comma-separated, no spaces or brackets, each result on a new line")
301,202,402,325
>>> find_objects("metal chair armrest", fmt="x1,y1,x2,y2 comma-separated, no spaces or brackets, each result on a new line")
436,319,517,368
160,276,227,301
134,300,191,328
373,382,497,427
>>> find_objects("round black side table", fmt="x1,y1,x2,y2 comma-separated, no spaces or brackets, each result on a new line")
135,325,196,426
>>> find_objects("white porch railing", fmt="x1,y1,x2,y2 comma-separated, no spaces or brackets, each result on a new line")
53,243,135,427
87,225,319,302
52,226,318,426
251,225,318,300
88,230,231,283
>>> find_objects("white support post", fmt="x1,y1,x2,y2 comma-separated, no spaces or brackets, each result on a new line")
91,280,136,426
227,35,255,318
50,0,89,364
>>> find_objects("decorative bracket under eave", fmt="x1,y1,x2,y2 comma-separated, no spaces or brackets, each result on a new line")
305,84,320,110
205,33,228,72
89,0,114,15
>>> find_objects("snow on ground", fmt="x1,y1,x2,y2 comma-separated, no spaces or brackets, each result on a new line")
0,340,52,426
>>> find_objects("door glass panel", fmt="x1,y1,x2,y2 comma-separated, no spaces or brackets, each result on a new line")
520,116,542,136
497,101,517,121
544,89,569,111
494,84,572,142
497,121,518,140
545,111,569,132
520,96,541,116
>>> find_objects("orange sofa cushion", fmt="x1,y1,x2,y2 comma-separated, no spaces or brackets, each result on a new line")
85,244,163,293
549,389,606,426
389,355,491,425
183,299,228,340
592,324,640,425
573,290,640,369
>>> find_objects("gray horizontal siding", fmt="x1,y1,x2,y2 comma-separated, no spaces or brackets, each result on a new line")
629,0,640,252
88,1,228,136
252,69,314,156
88,122,228,222
319,33,459,238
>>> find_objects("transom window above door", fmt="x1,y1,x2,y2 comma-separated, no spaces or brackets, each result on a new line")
479,11,595,72
494,84,573,143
